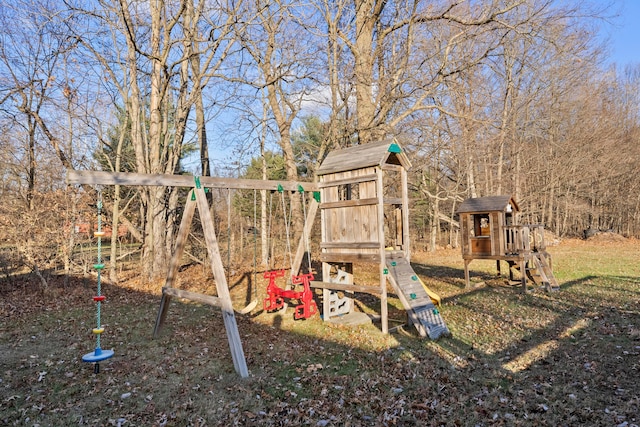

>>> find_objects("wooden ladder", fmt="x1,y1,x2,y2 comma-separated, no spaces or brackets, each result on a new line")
527,252,560,292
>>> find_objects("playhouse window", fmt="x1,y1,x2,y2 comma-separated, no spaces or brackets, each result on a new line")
505,212,514,226
338,183,359,201
473,214,491,237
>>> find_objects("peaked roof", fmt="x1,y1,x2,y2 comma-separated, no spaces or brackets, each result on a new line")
457,195,520,214
317,139,412,176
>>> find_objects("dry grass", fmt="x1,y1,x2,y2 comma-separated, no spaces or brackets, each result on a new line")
1,239,639,426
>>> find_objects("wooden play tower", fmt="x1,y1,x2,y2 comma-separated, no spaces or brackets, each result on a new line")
313,140,449,339
457,195,559,292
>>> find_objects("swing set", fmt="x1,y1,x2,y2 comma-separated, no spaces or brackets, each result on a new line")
68,170,320,378
262,185,318,319
222,183,316,317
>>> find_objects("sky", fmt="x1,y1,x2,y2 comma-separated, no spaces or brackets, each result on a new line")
604,0,640,67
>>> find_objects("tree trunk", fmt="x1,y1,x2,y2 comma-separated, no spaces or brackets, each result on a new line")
429,196,439,253
352,0,384,144
260,114,269,267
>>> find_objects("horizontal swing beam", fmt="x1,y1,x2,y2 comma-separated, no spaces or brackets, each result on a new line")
162,286,223,308
67,170,319,192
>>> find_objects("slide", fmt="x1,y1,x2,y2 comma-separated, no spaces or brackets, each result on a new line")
385,251,450,339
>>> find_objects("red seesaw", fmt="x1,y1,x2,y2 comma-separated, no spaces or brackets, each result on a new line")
263,270,318,319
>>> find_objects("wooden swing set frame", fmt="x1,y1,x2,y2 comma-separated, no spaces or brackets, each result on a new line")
67,170,319,378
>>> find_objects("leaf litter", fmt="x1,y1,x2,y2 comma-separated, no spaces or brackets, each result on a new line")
0,239,639,426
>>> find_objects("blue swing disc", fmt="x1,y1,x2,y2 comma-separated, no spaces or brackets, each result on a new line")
82,347,114,363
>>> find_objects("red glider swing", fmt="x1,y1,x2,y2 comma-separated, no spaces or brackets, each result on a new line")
262,185,318,319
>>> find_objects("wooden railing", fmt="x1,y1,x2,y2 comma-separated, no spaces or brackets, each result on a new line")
503,224,546,255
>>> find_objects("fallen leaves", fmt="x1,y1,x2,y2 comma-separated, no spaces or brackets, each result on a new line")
2,241,640,425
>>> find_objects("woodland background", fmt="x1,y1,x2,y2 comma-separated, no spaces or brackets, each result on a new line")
1,0,639,285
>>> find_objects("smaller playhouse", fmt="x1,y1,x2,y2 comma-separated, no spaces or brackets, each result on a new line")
457,195,559,292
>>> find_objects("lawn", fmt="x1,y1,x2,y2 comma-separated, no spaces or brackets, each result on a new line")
1,238,638,426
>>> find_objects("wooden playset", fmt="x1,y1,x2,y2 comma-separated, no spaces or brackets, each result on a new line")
457,195,559,292
312,139,448,339
67,139,450,377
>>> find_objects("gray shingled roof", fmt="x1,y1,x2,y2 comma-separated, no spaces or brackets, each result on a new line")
317,139,411,176
456,195,519,214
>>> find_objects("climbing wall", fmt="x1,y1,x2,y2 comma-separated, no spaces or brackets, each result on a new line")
323,267,353,320
385,251,450,340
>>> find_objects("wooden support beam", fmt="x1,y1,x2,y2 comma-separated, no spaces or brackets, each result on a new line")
376,167,388,334
317,173,377,188
193,186,249,378
319,253,381,263
401,167,410,261
67,170,318,192
165,192,196,290
154,191,197,338
153,293,172,339
152,188,249,377
161,287,222,307
464,259,471,288
384,198,403,205
320,242,380,249
319,197,378,209
520,259,527,293
310,281,379,294
292,198,319,276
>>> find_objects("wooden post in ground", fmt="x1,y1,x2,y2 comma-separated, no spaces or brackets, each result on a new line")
520,259,527,293
401,166,410,261
193,186,249,378
464,259,471,288
376,167,388,334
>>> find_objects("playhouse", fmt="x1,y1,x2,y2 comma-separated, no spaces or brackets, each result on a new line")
457,195,559,292
312,140,449,339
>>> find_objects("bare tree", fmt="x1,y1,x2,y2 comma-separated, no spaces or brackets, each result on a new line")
0,1,92,284
314,0,540,145
233,0,319,237
66,0,240,279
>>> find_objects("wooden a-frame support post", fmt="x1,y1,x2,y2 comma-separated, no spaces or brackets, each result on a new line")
154,187,249,378
153,189,197,337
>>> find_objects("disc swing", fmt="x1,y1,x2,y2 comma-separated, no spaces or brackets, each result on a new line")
263,185,317,320
82,189,115,373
